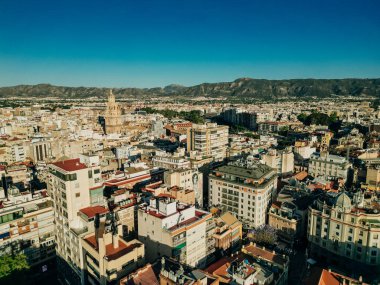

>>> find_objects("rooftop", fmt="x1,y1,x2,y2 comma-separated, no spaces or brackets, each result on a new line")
84,235,143,261
214,163,273,181
51,158,87,172
79,205,109,219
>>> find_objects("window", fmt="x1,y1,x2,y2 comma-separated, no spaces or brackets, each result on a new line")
75,193,80,198
348,228,353,234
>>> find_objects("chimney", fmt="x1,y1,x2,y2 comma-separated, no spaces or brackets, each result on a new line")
112,233,118,249
94,213,100,248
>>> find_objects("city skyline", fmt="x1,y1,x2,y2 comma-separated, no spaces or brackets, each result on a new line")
1,0,380,88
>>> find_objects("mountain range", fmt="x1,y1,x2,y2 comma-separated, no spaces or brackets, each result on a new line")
0,78,379,99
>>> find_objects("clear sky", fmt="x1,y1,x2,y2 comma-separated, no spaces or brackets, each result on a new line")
0,0,379,88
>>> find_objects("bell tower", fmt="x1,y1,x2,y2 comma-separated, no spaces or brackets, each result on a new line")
104,89,122,134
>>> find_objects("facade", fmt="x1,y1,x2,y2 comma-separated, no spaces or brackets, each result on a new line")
307,191,380,278
10,144,27,162
212,211,242,251
82,224,145,285
187,123,229,162
31,140,52,162
0,190,55,275
268,201,301,246
308,151,352,181
137,198,215,268
209,160,277,228
152,155,191,170
164,168,203,207
221,108,258,130
262,147,294,177
365,165,380,191
48,157,102,284
294,141,316,160
104,89,122,134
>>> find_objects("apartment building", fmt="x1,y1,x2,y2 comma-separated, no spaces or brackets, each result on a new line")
307,191,380,278
0,190,55,277
187,123,229,162
209,160,277,228
164,168,203,207
261,147,294,177
48,156,102,284
308,151,352,181
137,198,215,268
152,155,190,170
82,216,145,285
212,211,242,251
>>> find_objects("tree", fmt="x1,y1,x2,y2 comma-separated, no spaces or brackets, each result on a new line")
0,254,30,284
248,225,278,245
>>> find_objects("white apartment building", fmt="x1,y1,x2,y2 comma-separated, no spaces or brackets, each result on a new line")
48,156,102,284
187,123,229,161
209,161,277,228
309,152,352,181
152,155,191,170
138,198,215,268
10,144,27,162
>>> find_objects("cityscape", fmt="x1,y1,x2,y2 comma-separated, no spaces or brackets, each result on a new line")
1,1,380,285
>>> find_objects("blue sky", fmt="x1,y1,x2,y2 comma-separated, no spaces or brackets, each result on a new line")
0,0,379,87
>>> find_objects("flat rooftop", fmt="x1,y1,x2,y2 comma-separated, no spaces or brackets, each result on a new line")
214,164,273,180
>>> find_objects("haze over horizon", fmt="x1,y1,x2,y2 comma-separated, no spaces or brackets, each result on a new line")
1,0,380,88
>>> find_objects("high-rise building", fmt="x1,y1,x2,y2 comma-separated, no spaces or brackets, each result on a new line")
137,197,215,268
48,156,102,284
209,160,277,228
187,123,229,161
104,89,122,134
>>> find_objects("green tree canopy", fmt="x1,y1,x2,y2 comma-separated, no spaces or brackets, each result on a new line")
0,254,30,284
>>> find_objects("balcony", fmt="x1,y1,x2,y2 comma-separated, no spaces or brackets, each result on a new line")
173,237,186,247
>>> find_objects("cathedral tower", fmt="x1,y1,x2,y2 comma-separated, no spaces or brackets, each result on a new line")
104,89,122,134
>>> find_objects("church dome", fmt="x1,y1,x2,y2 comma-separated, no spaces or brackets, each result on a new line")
334,192,352,211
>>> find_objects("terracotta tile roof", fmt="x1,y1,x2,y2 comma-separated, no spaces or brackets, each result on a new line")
294,171,308,181
85,235,142,261
319,270,340,285
243,244,287,266
122,264,159,285
51,158,87,172
79,205,109,218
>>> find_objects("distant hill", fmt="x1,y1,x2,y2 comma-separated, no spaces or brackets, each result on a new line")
0,78,379,99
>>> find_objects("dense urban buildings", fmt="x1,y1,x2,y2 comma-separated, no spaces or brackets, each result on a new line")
1,89,380,285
